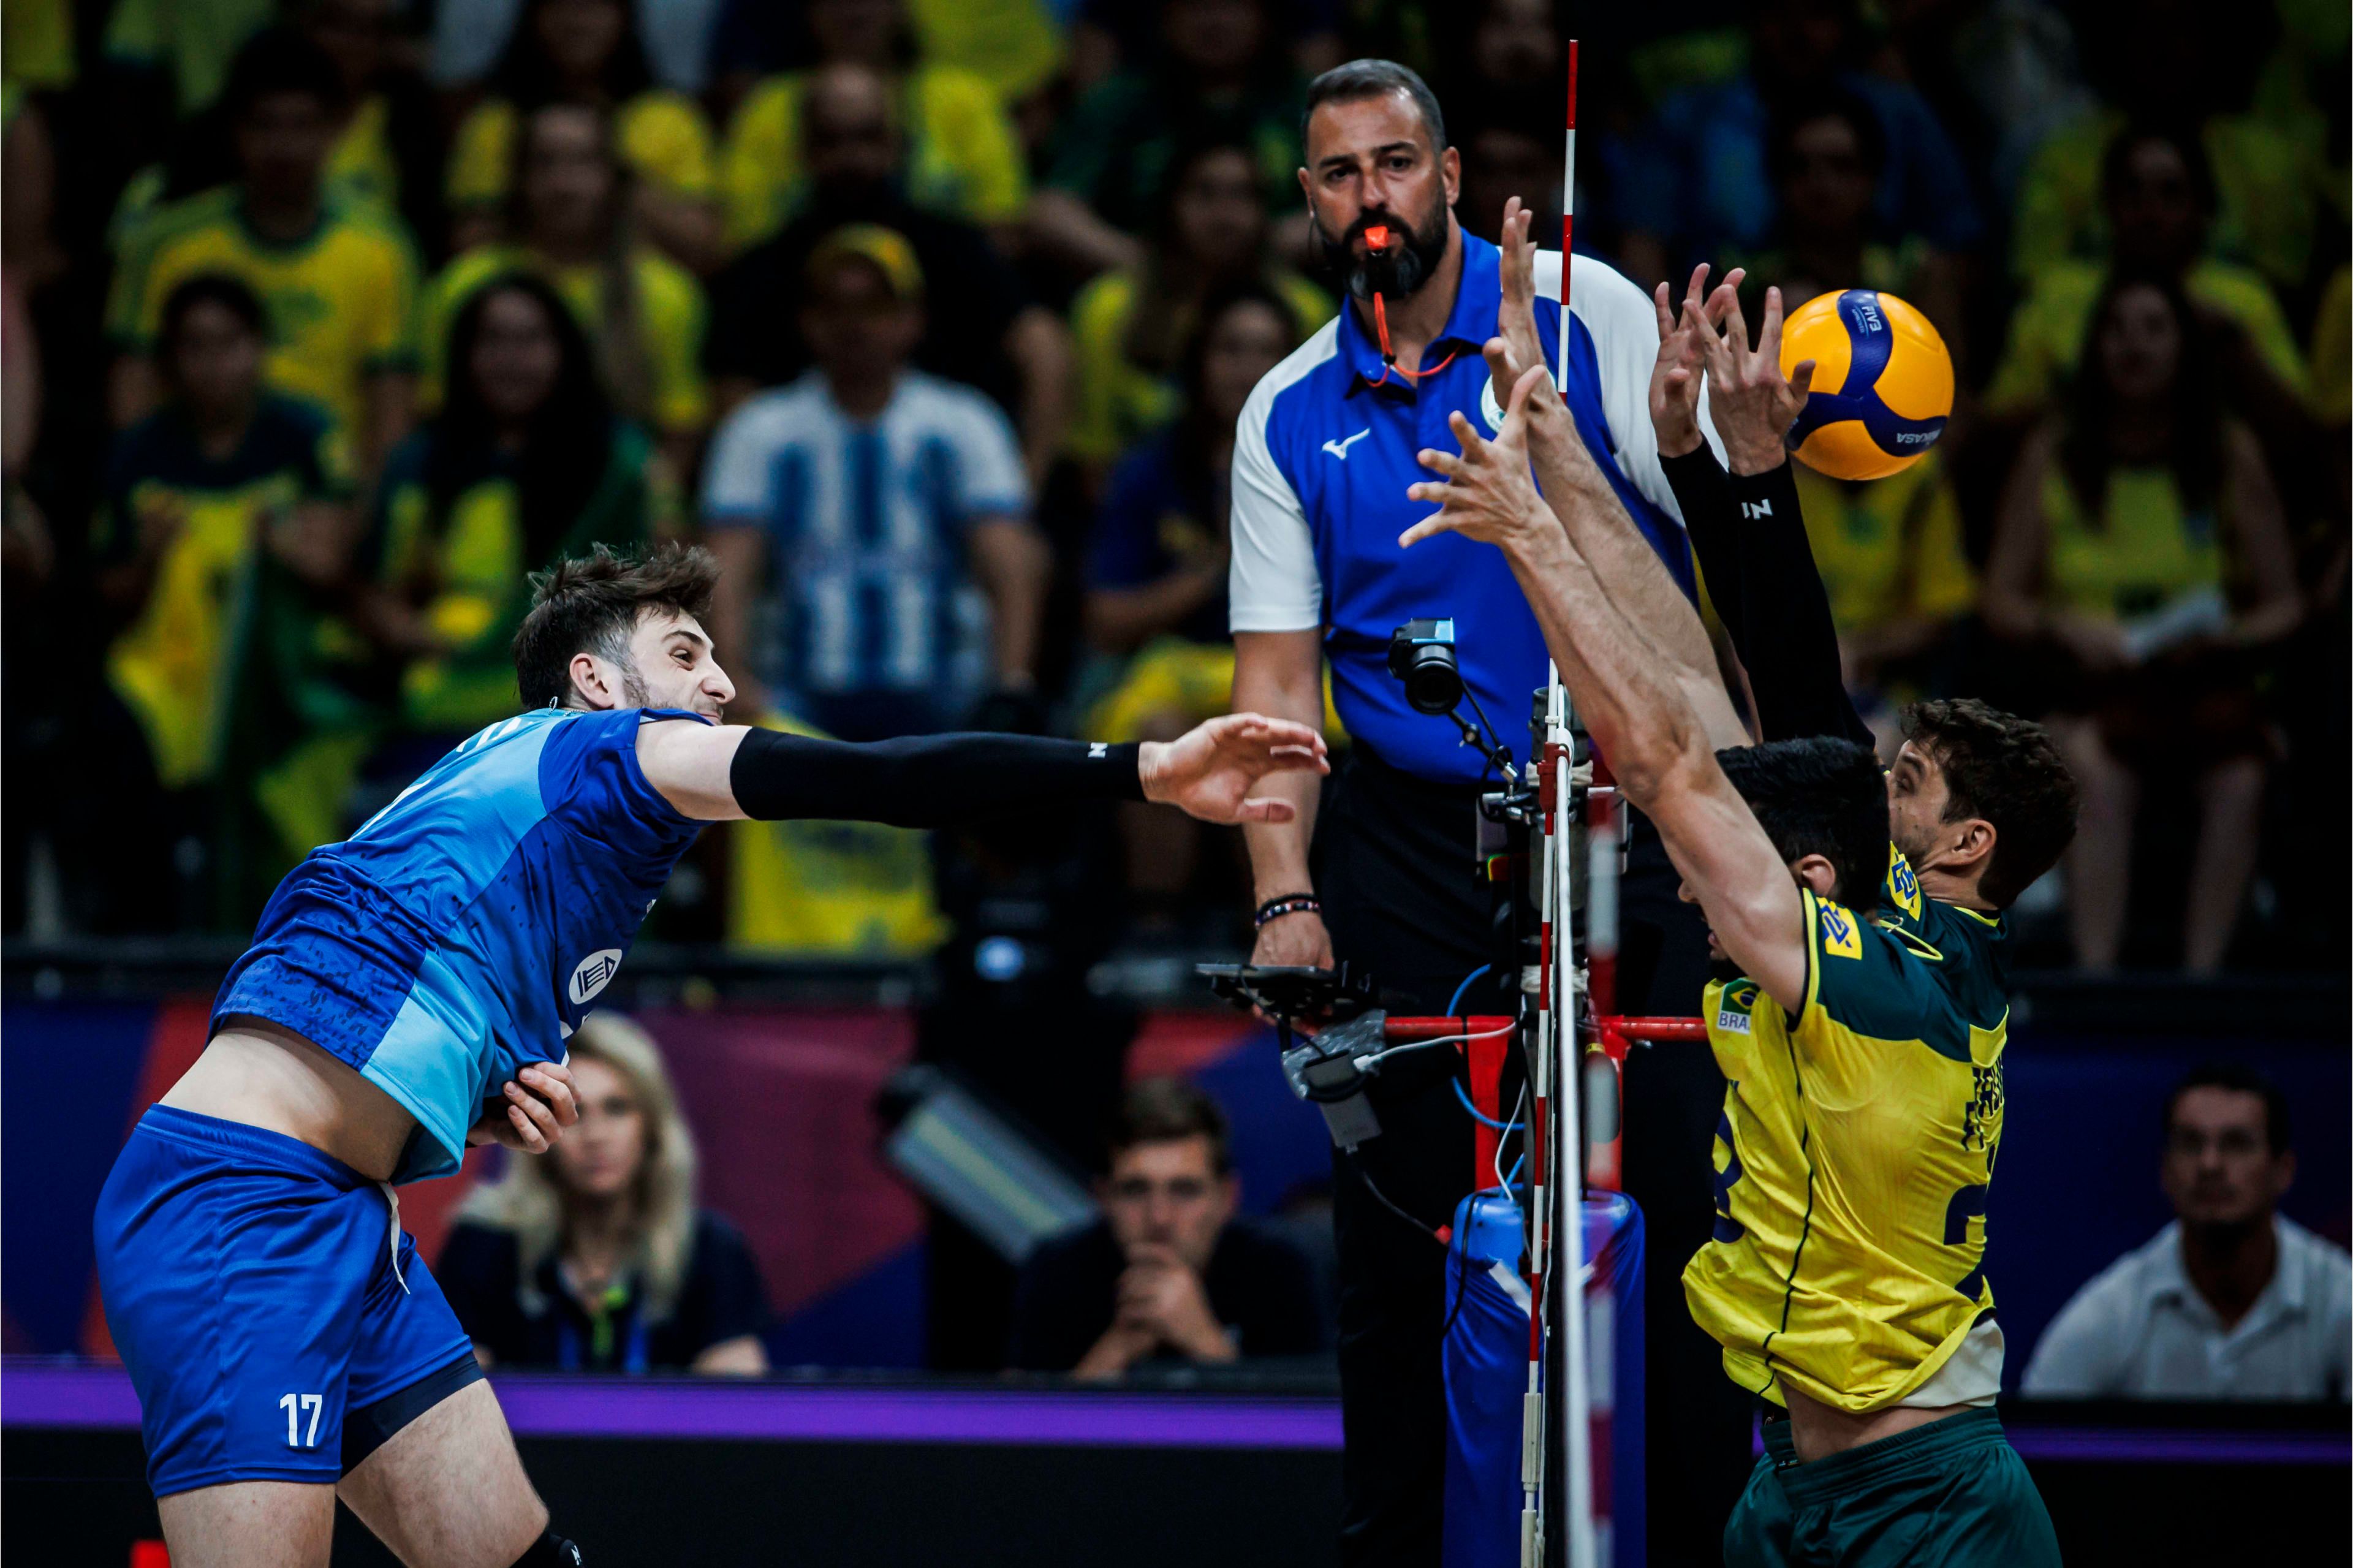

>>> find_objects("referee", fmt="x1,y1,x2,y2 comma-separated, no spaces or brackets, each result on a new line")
1229,61,1748,1564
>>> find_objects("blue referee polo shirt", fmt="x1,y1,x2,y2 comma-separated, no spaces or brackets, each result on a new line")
1229,234,1712,785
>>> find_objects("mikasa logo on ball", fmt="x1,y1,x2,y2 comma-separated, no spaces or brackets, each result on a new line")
568,949,624,1004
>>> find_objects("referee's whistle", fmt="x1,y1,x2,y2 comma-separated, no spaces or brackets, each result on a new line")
1363,224,1393,250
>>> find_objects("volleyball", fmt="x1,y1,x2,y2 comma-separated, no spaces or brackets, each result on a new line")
1778,289,1954,480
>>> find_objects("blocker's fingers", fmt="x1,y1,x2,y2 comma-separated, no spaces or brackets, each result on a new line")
1416,445,1463,475
1484,335,1518,387
1654,280,1677,339
1721,286,1753,360
1233,797,1297,824
1397,514,1457,548
1446,409,1488,455
1506,362,1548,423
1788,359,1816,400
1404,480,1455,506
1266,744,1329,773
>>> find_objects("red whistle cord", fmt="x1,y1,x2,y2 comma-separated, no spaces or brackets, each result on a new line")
1365,290,1457,387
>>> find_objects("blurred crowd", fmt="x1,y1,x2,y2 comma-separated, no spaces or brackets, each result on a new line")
1,0,2344,975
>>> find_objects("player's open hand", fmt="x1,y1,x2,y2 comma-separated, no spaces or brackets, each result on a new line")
1651,263,1742,458
1704,284,1814,477
1140,713,1328,824
1400,363,1556,553
1492,198,1556,400
468,1060,580,1155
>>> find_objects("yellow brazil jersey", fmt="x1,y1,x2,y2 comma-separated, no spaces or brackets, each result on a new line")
722,65,1028,249
1683,870,2010,1414
446,92,716,213
422,244,708,436
107,189,423,439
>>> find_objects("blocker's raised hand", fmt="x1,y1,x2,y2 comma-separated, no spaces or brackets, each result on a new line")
1703,283,1814,475
1650,262,1742,458
1400,362,1557,552
1140,713,1328,824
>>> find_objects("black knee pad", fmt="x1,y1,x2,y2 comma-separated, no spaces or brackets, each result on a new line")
512,1529,582,1566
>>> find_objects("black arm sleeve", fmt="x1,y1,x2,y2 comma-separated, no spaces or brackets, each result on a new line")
728,727,1146,827
1660,447,1874,748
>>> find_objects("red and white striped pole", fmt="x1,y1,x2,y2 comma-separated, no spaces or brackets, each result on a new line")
1558,37,1579,385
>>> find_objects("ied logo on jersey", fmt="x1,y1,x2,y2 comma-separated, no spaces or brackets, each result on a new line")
568,949,624,1005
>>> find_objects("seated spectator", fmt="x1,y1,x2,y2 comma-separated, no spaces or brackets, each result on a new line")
91,273,356,926
706,62,1071,487
1986,124,2307,423
1031,0,1306,282
1066,140,1332,477
107,28,421,478
704,0,1067,112
1454,107,1563,251
702,227,1049,741
432,0,727,100
294,0,446,259
1790,446,1976,756
1613,0,1980,294
447,0,720,271
1983,273,2301,972
1734,90,1940,324
1877,0,2094,210
363,273,668,743
721,0,1028,252
2023,1064,2351,1401
2010,0,2318,298
439,1012,771,1375
1009,1078,1326,1376
1083,282,1314,914
426,101,710,474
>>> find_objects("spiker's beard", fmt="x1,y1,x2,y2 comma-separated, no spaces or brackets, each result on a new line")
1317,198,1450,303
618,660,654,708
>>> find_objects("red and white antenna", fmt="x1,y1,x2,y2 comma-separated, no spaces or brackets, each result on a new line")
1557,37,1579,386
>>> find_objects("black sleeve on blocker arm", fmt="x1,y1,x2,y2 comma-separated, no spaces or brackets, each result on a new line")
1659,446,1873,748
727,728,1147,828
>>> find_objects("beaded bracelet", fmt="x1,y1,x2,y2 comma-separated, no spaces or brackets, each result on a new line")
1252,893,1322,929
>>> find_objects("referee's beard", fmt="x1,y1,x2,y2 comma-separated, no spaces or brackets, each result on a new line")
1317,197,1450,304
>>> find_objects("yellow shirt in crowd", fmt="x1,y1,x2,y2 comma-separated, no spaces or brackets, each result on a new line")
1791,453,1976,637
107,187,423,438
722,64,1027,249
422,243,709,436
1984,257,2307,419
447,91,716,212
1066,268,1335,463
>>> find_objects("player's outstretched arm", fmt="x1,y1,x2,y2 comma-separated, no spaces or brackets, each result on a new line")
1402,365,1810,1008
1485,202,1748,752
635,714,1328,829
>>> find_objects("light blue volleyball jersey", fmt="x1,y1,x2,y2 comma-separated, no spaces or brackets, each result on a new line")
213,706,709,1183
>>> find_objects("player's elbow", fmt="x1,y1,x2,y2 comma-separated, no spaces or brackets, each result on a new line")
1608,722,1711,813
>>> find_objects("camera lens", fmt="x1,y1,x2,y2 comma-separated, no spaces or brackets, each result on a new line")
1402,641,1462,714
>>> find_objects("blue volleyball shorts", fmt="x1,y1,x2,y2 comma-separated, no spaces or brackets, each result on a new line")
93,1105,481,1498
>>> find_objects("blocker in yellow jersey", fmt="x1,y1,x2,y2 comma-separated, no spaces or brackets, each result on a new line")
1684,873,2009,1413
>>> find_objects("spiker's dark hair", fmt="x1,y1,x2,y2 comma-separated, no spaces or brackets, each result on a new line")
1715,736,1890,916
1899,699,2079,907
512,543,719,710
1303,59,1447,154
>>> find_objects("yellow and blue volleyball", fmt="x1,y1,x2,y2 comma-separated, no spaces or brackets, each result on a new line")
1778,290,1953,480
